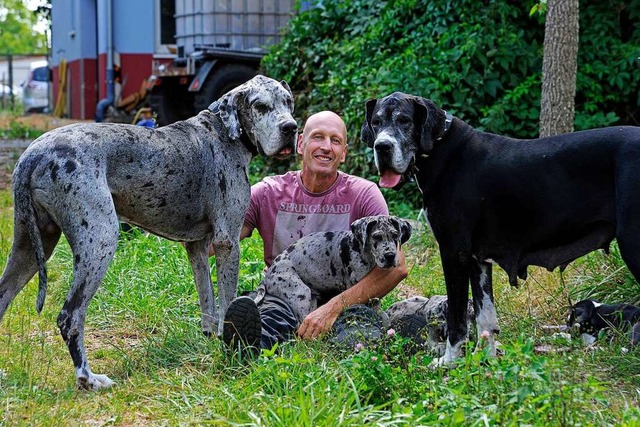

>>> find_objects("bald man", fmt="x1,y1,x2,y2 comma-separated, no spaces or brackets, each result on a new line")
222,111,408,352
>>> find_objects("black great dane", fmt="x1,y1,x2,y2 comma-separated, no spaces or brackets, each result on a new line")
361,92,640,365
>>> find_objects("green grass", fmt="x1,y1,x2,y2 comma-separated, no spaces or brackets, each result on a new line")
0,110,46,140
1,188,640,425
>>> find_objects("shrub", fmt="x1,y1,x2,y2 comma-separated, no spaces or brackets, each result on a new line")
263,0,640,209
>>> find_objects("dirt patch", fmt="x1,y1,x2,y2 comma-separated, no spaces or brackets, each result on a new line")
0,114,90,190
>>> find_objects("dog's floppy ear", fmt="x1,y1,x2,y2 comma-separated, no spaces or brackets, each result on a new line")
391,216,412,245
413,97,450,154
360,98,378,148
399,218,413,245
280,80,293,96
351,216,378,248
210,90,242,140
412,97,434,153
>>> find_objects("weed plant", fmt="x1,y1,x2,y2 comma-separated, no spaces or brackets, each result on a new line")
0,112,45,140
0,188,639,425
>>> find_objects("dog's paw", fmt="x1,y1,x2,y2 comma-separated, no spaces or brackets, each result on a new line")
476,330,500,357
581,332,597,347
429,346,460,368
77,373,115,391
429,356,452,369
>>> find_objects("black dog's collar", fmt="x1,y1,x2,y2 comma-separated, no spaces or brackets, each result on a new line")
436,111,453,141
413,111,453,176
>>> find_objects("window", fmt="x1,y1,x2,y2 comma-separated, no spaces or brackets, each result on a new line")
155,0,176,56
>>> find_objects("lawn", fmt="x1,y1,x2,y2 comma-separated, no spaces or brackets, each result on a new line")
0,186,639,426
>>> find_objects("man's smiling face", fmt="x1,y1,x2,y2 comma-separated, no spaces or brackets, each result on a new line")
297,111,348,178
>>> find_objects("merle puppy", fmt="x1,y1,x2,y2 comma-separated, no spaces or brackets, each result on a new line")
258,215,412,323
386,295,475,356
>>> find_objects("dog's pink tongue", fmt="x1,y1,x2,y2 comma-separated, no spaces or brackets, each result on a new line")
278,146,293,156
379,171,402,188
274,146,293,159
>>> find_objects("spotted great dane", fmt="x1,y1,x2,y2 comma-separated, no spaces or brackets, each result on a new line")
361,92,640,365
0,75,297,390
257,216,412,323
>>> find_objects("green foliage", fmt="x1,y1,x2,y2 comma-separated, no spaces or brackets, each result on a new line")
263,0,640,209
0,117,44,139
575,1,640,130
530,0,548,16
337,331,425,405
0,0,48,54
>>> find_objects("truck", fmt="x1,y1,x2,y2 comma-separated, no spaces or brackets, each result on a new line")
148,0,298,126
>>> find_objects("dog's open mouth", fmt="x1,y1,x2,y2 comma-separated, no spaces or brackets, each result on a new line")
378,156,414,189
275,145,293,160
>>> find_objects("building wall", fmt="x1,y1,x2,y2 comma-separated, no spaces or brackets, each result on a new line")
51,0,156,120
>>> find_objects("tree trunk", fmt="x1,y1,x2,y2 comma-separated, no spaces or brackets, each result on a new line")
539,0,579,138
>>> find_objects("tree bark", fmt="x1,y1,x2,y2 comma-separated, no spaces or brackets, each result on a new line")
539,0,579,137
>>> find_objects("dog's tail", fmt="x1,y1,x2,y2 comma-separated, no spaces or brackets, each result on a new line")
12,155,48,313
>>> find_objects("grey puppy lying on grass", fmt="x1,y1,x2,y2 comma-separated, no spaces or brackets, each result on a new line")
386,295,476,356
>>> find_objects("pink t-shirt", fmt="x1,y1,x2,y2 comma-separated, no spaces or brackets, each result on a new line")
244,171,389,267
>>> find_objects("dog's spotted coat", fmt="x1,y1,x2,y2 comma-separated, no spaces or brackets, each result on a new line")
386,295,475,356
255,216,411,322
0,75,297,390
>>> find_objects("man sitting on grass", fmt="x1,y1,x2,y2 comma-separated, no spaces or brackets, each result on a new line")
219,111,424,354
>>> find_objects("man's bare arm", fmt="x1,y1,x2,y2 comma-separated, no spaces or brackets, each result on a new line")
297,250,408,340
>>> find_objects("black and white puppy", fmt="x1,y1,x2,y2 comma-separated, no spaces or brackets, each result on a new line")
567,299,640,346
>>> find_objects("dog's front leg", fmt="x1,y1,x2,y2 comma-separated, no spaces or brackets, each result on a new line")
185,239,218,336
470,259,499,357
433,251,472,366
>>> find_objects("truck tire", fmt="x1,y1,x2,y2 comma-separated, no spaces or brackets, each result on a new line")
194,64,257,112
149,76,196,126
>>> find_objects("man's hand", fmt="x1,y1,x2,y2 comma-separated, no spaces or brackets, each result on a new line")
297,249,408,340
297,300,342,340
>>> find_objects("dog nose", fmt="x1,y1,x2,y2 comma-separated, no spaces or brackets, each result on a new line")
279,121,298,136
374,139,393,153
384,252,396,265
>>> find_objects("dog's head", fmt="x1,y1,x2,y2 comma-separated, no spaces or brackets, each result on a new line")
360,92,451,188
351,215,412,269
210,75,297,158
567,299,600,333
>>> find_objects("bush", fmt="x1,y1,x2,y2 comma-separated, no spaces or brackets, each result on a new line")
262,0,640,209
